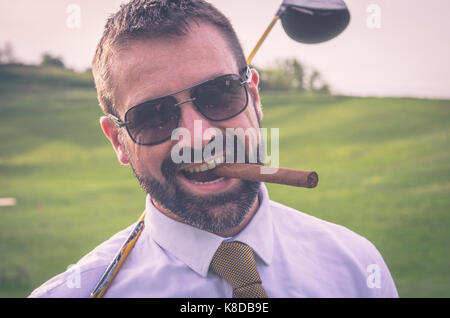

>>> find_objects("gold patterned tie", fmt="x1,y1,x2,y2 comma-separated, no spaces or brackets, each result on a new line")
210,241,268,298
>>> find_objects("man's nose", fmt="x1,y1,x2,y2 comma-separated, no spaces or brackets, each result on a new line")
176,99,220,151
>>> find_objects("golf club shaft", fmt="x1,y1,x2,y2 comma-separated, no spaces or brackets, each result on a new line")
246,15,280,65
214,163,318,188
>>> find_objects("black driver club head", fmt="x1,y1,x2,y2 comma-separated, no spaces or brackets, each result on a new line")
279,0,350,44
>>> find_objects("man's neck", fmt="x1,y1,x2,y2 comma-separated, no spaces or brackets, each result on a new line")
151,195,260,238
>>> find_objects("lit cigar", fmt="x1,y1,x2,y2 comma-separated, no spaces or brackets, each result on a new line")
214,163,318,188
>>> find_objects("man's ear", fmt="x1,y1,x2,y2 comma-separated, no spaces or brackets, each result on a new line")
100,116,130,165
248,68,263,121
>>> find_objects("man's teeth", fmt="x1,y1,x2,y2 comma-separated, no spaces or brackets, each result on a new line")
183,156,224,173
191,177,225,185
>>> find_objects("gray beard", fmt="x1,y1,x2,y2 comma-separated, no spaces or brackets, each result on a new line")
130,155,261,234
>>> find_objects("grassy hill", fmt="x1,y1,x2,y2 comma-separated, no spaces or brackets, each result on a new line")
0,64,449,297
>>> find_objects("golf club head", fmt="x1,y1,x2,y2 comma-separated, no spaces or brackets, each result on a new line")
279,0,350,44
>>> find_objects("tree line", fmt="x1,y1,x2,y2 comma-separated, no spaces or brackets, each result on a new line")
252,58,331,94
0,42,66,68
1,42,331,94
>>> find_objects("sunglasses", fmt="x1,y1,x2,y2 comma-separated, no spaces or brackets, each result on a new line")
108,67,252,146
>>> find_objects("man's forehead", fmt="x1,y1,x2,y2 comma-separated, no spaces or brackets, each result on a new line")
111,23,239,114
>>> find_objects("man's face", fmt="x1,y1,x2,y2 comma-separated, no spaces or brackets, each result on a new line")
102,22,263,233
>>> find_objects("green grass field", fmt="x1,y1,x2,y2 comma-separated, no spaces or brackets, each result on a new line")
0,65,449,297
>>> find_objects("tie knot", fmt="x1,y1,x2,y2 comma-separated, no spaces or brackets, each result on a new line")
210,241,267,297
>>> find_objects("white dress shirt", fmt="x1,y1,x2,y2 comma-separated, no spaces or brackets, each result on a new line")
29,184,398,297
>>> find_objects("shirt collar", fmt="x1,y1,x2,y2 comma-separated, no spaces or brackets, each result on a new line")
144,183,274,277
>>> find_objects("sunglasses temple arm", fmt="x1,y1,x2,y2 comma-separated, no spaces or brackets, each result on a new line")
107,114,130,128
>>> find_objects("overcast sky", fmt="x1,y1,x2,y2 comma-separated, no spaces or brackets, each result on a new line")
0,0,449,98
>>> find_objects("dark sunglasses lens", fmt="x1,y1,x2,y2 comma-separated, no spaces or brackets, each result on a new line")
125,97,179,145
193,74,248,121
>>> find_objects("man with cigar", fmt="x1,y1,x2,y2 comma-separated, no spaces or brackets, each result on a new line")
30,0,398,298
